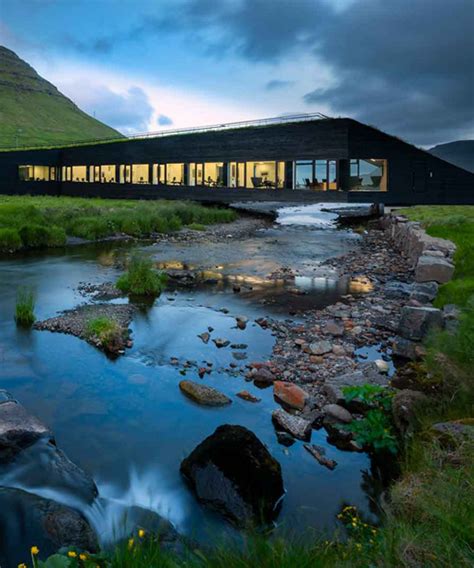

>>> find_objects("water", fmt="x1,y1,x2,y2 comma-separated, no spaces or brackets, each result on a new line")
0,206,383,564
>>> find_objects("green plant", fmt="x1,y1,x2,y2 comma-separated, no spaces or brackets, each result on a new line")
342,384,398,454
186,222,207,231
116,255,167,296
85,316,123,351
15,287,36,327
0,227,21,251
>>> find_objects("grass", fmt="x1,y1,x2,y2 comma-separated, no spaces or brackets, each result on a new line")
14,287,35,327
0,196,237,252
116,255,167,296
86,317,123,350
402,206,474,307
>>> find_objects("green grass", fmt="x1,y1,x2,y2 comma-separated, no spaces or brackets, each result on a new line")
85,317,123,350
116,255,167,296
14,287,35,327
402,206,474,307
186,222,207,231
0,46,122,148
0,196,237,252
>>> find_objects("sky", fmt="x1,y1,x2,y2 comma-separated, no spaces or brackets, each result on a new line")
0,0,473,147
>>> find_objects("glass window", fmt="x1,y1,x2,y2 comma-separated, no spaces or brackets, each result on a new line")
276,161,285,188
246,161,279,188
132,164,149,184
49,167,57,181
72,166,87,182
101,165,116,183
119,165,132,183
328,160,337,190
18,165,34,181
315,160,327,189
349,159,387,191
166,163,184,185
294,161,313,189
203,162,224,187
188,163,196,186
26,165,50,181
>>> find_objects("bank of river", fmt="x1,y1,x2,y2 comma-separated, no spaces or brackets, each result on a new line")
0,205,405,565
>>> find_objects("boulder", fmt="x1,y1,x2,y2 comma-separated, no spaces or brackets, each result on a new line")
322,366,387,410
384,281,413,299
0,394,52,461
392,336,420,360
308,340,332,355
179,380,231,406
431,419,474,447
410,281,439,304
392,390,428,434
415,255,454,284
0,487,98,567
272,408,312,440
322,404,353,424
273,381,309,411
180,425,284,526
252,366,275,386
397,306,444,341
275,431,295,446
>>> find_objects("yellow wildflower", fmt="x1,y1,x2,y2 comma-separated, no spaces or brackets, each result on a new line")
18,564,27,568
68,551,77,558
31,546,40,556
351,522,357,528
138,528,146,538
128,538,134,549
80,553,87,560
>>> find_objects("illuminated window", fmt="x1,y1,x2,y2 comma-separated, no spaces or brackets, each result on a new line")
228,162,246,188
18,165,34,181
132,164,149,184
245,161,284,189
101,165,116,183
203,162,225,187
349,159,387,192
49,167,57,181
119,165,132,183
72,166,88,182
166,163,184,185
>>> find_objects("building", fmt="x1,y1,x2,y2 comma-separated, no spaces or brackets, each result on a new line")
0,114,473,204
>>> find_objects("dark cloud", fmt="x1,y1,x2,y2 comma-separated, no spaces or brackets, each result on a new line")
157,114,173,126
169,0,474,145
266,80,294,91
83,86,153,134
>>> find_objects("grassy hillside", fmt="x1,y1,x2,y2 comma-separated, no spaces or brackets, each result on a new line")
0,46,123,148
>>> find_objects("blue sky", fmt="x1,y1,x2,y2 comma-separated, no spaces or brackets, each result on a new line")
1,0,473,146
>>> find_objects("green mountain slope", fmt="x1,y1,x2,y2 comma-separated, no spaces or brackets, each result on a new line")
0,46,123,148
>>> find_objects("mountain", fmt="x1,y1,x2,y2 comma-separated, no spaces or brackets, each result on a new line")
0,46,123,148
428,140,474,173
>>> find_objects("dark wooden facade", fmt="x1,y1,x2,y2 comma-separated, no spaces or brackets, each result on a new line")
0,118,472,205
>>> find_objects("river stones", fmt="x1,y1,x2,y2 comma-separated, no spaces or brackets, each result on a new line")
415,255,454,284
180,425,284,526
179,380,231,406
236,390,261,403
0,487,98,567
308,340,332,355
213,338,230,348
272,408,312,441
273,381,309,410
0,393,52,461
397,306,444,341
322,404,353,424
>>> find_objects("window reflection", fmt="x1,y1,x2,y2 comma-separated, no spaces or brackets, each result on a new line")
294,159,338,190
349,159,387,191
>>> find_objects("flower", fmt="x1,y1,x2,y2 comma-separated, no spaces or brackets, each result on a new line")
138,528,145,538
31,546,40,555
80,553,88,561
18,564,27,568
68,551,77,558
128,538,134,550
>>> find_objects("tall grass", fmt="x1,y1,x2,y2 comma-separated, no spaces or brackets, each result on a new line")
116,255,167,296
0,196,237,251
86,316,123,350
14,287,35,327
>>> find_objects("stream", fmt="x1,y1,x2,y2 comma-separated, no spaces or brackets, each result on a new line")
0,204,384,564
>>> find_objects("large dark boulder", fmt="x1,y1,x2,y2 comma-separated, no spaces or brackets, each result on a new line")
0,487,98,568
180,425,284,526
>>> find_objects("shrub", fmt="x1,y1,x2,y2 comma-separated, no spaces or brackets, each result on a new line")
0,228,21,252
15,287,35,327
86,316,123,351
69,217,112,240
342,385,398,454
116,255,167,296
18,224,51,247
46,225,67,247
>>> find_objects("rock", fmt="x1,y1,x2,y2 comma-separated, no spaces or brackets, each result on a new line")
415,255,454,284
236,390,261,403
410,281,439,304
322,404,353,424
332,344,346,356
308,340,332,356
392,390,428,434
322,368,386,410
180,425,284,526
324,420,359,452
384,281,413,299
252,367,275,386
236,316,248,330
179,381,232,406
273,381,309,411
272,409,312,441
392,336,419,360
0,396,52,461
431,419,474,447
198,332,210,344
0,487,98,567
275,431,295,446
375,359,390,374
324,321,344,336
397,306,444,341
303,444,337,470
213,338,230,348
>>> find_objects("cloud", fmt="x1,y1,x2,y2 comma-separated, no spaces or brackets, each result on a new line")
70,84,154,135
157,114,173,126
265,80,294,91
